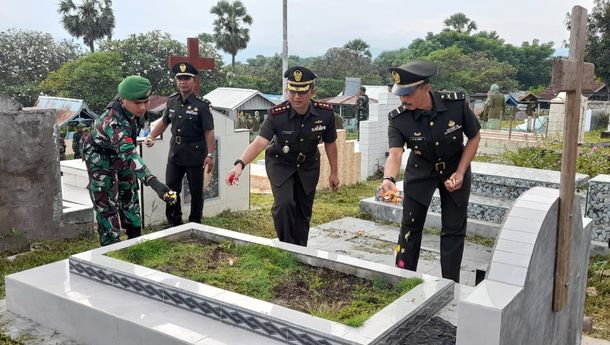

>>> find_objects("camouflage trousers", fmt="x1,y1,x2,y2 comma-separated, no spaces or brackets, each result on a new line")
84,150,142,246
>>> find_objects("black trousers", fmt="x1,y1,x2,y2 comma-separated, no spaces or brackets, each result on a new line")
270,173,316,246
165,160,204,226
395,180,468,283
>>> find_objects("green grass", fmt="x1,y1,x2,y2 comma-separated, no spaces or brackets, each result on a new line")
107,238,422,327
585,255,610,339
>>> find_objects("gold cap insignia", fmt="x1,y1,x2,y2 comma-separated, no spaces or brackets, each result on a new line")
179,64,187,73
448,120,455,127
294,70,303,82
391,71,401,84
414,132,421,136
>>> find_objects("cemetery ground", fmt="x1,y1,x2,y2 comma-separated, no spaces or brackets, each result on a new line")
1,171,609,343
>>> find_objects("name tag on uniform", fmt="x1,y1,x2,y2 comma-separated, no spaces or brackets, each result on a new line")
169,109,175,113
444,124,462,135
410,137,425,141
282,130,295,135
185,110,198,115
312,125,326,132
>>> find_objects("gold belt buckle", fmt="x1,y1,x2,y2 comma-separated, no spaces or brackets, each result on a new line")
435,162,446,172
297,153,306,162
175,136,182,144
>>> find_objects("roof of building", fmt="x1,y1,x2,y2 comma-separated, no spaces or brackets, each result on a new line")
203,87,279,110
33,96,98,126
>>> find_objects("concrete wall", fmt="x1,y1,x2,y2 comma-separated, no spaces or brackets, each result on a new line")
0,109,63,250
457,187,591,345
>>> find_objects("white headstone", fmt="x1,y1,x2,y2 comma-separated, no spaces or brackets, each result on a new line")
547,92,587,142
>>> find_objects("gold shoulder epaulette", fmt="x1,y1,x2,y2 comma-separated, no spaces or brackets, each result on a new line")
314,101,333,110
269,102,290,115
389,105,406,119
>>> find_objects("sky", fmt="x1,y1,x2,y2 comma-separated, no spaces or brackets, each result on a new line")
0,0,597,63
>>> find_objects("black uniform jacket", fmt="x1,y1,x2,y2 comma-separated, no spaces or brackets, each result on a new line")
259,100,337,195
388,91,480,207
162,93,214,166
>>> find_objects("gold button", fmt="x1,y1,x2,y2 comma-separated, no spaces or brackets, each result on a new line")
411,218,415,222
453,136,456,140
177,129,181,132
415,164,418,168
297,164,300,167
179,116,182,118
430,121,434,126
435,142,439,146
301,124,304,127
414,145,418,149
275,155,278,158
300,138,304,142
438,158,442,161
285,140,288,143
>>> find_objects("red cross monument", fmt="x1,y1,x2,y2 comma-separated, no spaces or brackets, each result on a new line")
168,37,215,95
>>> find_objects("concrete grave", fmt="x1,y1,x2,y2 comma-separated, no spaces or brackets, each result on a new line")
0,106,92,251
456,187,592,345
7,223,454,345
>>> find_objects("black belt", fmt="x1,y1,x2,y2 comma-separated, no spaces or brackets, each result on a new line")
174,135,202,145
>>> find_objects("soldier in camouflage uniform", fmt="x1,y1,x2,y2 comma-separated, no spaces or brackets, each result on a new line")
226,66,340,247
57,130,66,160
83,76,175,246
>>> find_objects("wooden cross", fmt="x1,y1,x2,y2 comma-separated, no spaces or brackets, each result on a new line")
550,5,595,312
168,37,215,95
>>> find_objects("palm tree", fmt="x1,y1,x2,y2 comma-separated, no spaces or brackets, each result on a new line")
210,0,253,66
443,13,477,34
58,0,115,53
344,38,372,58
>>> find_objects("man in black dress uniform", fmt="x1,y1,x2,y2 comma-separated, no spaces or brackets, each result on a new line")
145,62,216,226
379,60,481,282
226,66,340,246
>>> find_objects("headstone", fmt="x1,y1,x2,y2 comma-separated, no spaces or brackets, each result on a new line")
0,106,91,251
142,109,250,224
546,92,587,142
359,90,401,179
456,187,591,345
0,93,22,111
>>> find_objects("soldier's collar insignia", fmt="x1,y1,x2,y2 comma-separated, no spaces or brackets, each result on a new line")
180,64,187,73
448,120,455,127
294,69,303,82
391,71,400,84
414,132,421,136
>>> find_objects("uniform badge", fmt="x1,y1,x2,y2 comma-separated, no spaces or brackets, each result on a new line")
314,120,323,124
194,107,198,112
179,64,187,73
293,70,302,82
414,132,421,136
282,145,290,153
414,150,422,155
448,120,455,127
391,71,401,84
187,105,192,110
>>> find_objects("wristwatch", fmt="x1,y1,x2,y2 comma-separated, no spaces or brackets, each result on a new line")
207,153,214,159
382,176,396,184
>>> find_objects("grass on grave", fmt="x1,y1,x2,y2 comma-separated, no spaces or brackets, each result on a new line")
106,237,422,327
585,255,610,340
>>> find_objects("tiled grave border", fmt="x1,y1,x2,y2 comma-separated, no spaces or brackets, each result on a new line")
69,224,454,345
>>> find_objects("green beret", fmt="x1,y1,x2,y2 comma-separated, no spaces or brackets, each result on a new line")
118,76,152,100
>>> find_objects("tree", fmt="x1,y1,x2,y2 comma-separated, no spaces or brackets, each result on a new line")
443,13,477,34
58,0,115,52
210,0,253,66
0,29,82,105
424,46,519,93
309,47,382,84
100,31,185,95
40,51,123,113
586,0,610,91
344,38,372,58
